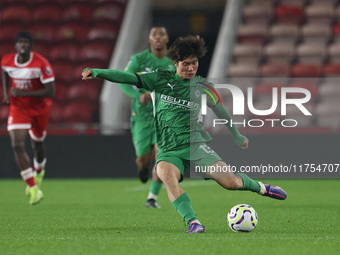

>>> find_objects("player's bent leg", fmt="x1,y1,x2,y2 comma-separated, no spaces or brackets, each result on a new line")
25,140,47,196
208,161,287,200
145,165,163,208
9,130,40,199
157,161,204,233
9,130,31,170
136,150,153,183
207,161,244,190
156,161,183,202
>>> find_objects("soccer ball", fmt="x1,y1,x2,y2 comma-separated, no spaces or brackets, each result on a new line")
227,204,258,232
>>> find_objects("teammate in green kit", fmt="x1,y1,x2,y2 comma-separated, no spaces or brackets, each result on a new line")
120,27,175,208
82,35,287,234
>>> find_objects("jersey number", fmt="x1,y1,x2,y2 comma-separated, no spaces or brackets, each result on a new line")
199,144,215,154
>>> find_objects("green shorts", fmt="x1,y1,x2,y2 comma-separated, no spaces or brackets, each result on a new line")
131,119,156,156
156,142,222,181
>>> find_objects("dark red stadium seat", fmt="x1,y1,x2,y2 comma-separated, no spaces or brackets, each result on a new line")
228,64,259,77
332,24,340,36
296,43,326,64
263,42,295,64
328,43,340,62
1,4,30,23
301,24,331,43
30,24,56,43
54,82,68,102
93,2,124,22
50,43,78,61
324,63,340,76
269,24,300,43
32,3,62,23
66,82,101,101
63,101,95,123
305,4,334,24
56,23,87,42
49,103,64,123
61,4,93,23
233,44,262,64
33,42,51,59
255,82,283,95
0,42,15,59
52,61,74,83
0,25,26,42
292,64,323,78
261,63,291,77
79,42,114,61
315,100,340,127
243,4,273,24
87,23,119,41
274,5,305,24
237,24,267,44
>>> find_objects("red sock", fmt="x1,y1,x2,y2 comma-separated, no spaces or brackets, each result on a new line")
34,167,42,175
25,176,36,187
20,168,36,188
34,158,46,175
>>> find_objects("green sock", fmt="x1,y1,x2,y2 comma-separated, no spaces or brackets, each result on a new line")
171,192,198,223
237,173,260,192
149,181,162,196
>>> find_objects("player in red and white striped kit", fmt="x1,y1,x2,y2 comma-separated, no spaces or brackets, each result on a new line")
1,31,55,205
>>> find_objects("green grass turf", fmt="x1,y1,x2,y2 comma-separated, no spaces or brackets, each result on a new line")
0,178,339,255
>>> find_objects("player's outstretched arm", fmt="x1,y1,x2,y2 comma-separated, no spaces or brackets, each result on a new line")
82,68,139,86
120,83,142,99
211,103,248,149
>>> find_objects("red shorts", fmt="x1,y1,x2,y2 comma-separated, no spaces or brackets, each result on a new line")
7,108,50,142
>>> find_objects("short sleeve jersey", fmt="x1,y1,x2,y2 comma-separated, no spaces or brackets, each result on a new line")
136,69,219,152
1,51,55,116
123,49,175,121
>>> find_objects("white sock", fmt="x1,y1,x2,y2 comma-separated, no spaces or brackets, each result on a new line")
191,220,201,225
20,167,34,181
147,192,157,200
34,158,47,170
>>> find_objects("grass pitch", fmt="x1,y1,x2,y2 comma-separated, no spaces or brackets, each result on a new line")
0,178,339,255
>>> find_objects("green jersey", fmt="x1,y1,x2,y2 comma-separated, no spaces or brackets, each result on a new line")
120,49,175,121
136,69,219,152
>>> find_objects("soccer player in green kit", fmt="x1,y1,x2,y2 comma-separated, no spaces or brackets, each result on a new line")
120,27,175,208
82,35,287,233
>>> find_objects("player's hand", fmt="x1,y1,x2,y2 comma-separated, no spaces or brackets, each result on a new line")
240,137,249,149
2,95,10,104
11,87,24,97
82,68,93,80
139,92,151,104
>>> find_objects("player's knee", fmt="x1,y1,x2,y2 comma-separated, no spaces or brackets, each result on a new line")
158,174,173,185
11,140,25,152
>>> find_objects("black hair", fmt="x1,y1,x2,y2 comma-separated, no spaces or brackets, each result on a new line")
167,35,207,62
149,25,168,35
15,31,34,45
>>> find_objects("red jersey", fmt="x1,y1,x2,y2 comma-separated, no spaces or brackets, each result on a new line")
1,51,55,116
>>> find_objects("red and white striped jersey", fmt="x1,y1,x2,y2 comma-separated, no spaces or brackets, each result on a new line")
1,51,55,115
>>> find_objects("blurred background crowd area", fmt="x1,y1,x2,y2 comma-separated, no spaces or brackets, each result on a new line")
0,0,339,135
